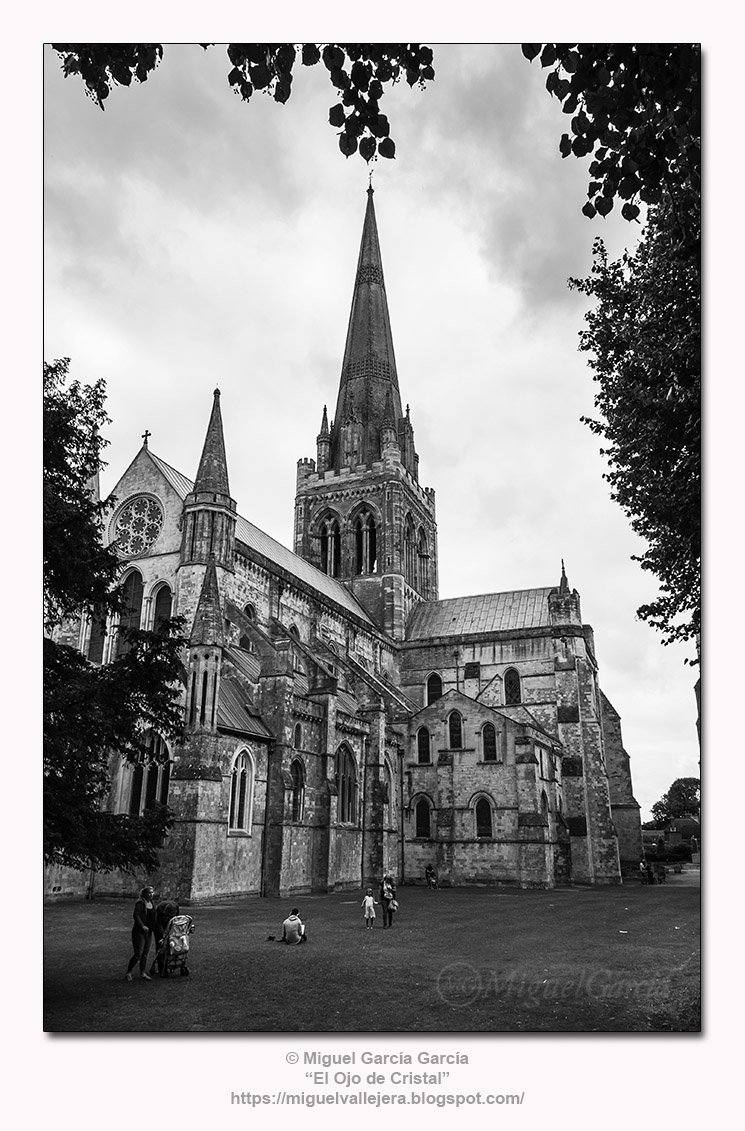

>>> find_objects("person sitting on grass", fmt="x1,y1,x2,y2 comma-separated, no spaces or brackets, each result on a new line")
282,909,307,944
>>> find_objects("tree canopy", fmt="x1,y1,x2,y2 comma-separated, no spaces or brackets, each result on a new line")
522,42,700,251
569,199,700,653
650,777,700,825
44,360,124,633
50,43,435,163
44,360,186,873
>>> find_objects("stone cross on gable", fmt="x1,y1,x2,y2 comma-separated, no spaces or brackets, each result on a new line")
142,429,152,447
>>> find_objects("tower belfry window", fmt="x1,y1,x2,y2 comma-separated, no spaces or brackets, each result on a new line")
404,515,416,586
354,509,377,574
320,516,341,577
417,527,429,595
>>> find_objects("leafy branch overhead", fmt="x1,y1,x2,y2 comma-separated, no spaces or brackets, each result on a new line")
51,43,435,163
521,43,700,241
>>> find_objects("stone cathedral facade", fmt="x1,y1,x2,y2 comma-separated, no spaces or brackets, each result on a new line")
48,189,642,902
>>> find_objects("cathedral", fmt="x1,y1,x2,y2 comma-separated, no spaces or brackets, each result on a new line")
48,188,642,902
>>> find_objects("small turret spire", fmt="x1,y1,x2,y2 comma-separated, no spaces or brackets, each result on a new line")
559,559,569,594
190,553,225,647
194,388,231,497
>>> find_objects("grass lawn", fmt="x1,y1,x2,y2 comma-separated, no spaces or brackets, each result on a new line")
43,874,700,1033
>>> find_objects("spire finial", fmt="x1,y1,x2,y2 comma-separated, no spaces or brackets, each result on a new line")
141,429,151,448
559,559,569,594
368,169,374,194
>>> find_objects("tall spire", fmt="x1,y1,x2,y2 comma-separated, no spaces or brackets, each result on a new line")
329,189,407,470
194,388,231,496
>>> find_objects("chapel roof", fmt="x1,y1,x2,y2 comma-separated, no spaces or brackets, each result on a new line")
406,588,555,640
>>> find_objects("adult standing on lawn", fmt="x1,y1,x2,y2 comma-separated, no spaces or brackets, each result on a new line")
379,873,397,928
125,885,157,980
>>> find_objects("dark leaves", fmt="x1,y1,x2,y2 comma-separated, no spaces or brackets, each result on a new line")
52,43,435,165
568,203,701,649
523,44,700,241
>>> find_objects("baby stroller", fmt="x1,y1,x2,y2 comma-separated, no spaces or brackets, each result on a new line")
153,913,195,978
425,865,439,890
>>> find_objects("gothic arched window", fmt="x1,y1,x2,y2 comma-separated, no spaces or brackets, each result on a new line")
449,711,463,749
320,515,341,577
417,527,429,595
427,673,443,705
125,731,170,815
239,604,256,650
475,797,493,839
417,726,431,764
404,514,416,587
335,745,358,824
483,723,497,762
153,584,173,632
354,509,377,575
504,668,522,705
383,761,393,828
290,758,305,822
87,604,107,665
293,723,302,749
415,797,432,839
118,570,144,656
229,751,254,833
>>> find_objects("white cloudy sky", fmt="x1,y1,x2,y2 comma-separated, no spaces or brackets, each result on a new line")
43,42,700,820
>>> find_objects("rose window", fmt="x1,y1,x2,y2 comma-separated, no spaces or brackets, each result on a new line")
114,496,164,557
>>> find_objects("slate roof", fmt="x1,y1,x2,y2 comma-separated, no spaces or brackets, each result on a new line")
225,646,261,685
217,676,273,740
148,452,373,626
406,588,555,640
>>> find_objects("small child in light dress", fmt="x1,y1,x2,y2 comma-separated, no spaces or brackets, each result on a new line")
362,888,378,929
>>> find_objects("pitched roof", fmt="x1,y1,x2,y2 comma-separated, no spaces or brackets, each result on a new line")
148,452,373,626
217,676,273,739
406,588,555,640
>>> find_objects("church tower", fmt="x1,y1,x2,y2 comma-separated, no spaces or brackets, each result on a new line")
294,188,438,640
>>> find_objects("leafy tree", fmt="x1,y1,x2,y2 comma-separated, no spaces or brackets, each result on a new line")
44,359,123,633
650,777,700,824
569,201,700,652
522,42,700,250
44,359,187,873
50,43,435,163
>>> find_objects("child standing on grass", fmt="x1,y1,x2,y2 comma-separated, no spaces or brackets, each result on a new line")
362,888,378,929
